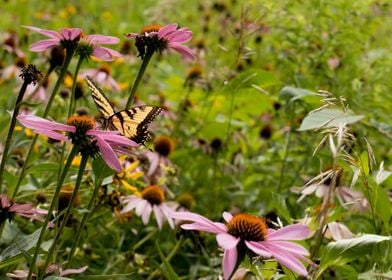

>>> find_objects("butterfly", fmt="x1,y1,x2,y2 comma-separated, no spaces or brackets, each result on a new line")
85,76,163,144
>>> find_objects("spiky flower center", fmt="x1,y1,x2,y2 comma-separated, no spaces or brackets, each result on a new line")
227,213,267,242
66,116,99,156
99,64,112,75
154,136,174,157
67,116,95,133
141,185,164,205
141,24,162,34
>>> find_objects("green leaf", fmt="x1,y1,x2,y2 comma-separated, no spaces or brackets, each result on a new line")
44,277,73,280
372,184,392,233
224,69,280,93
155,241,180,280
317,234,391,278
91,157,115,184
0,227,42,261
28,163,59,174
358,270,392,280
298,108,364,131
279,86,317,102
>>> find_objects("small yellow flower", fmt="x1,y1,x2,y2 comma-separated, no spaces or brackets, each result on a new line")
102,11,113,22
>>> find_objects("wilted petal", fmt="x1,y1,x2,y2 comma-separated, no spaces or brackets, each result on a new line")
222,248,238,280
216,233,239,250
267,224,310,241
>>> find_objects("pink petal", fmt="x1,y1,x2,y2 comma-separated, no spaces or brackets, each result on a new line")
160,204,175,229
262,240,310,256
125,33,138,38
23,26,62,39
167,30,192,43
33,129,70,141
93,134,122,172
222,212,233,223
0,195,11,208
171,211,227,234
92,46,122,61
135,199,148,216
60,266,88,276
17,115,76,133
153,205,163,229
267,224,311,241
85,34,120,45
245,241,272,258
59,28,82,40
90,130,137,146
315,184,328,197
268,250,308,276
158,24,178,39
216,233,239,250
146,152,160,176
29,39,60,52
168,42,195,60
121,197,142,213
223,248,238,280
140,203,152,225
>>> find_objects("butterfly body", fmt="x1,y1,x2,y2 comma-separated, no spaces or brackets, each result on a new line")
86,76,163,144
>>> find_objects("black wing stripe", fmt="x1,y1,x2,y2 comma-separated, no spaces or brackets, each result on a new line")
86,76,116,118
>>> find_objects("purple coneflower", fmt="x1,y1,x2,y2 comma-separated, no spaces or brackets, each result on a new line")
16,115,138,172
0,194,48,224
78,34,122,61
23,26,82,52
121,185,177,229
126,23,195,60
171,211,311,279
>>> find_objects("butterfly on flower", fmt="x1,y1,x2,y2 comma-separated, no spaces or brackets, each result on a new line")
86,76,162,144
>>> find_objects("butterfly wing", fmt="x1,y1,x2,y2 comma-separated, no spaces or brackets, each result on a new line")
86,76,116,119
109,106,163,144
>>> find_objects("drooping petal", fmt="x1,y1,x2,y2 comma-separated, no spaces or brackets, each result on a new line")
167,30,192,43
92,46,122,61
262,240,310,256
121,196,142,213
267,224,310,241
171,211,227,234
135,199,148,216
93,134,122,172
222,248,238,280
140,203,152,225
160,204,175,229
23,25,62,39
33,129,70,141
85,34,120,45
168,42,195,60
158,24,178,39
153,205,163,229
17,115,76,133
245,241,272,258
216,233,240,250
90,130,138,147
268,250,308,276
29,39,61,52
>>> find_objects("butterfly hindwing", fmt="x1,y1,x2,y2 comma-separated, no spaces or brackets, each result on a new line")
109,106,163,144
86,76,116,118
86,76,163,144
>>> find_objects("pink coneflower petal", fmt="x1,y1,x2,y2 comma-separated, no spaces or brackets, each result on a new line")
141,203,152,224
171,211,227,234
29,39,61,52
158,24,178,38
17,115,76,133
268,250,308,276
92,46,122,61
153,205,163,229
23,26,62,39
33,129,70,141
85,34,120,45
267,224,310,240
168,42,195,59
60,266,88,276
59,28,83,40
217,233,239,250
263,240,310,256
160,204,175,229
120,197,141,213
93,134,122,172
223,248,237,280
245,241,272,258
167,31,192,43
222,212,233,222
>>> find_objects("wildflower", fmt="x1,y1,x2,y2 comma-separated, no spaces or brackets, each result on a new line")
113,158,144,193
16,114,138,172
80,64,121,92
0,194,49,224
144,136,174,178
121,185,178,229
7,264,87,279
126,23,195,60
23,25,82,52
171,211,311,279
77,34,122,61
2,30,25,58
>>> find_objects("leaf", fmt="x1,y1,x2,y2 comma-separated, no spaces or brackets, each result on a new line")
155,241,180,280
44,277,73,280
317,234,391,278
358,270,392,280
75,274,134,279
91,157,115,184
0,227,42,261
28,163,59,174
279,86,317,102
298,108,364,131
372,184,392,232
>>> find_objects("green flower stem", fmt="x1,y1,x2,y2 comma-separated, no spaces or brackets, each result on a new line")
41,154,89,278
0,80,30,192
66,174,102,268
125,50,154,109
27,144,80,280
11,50,75,199
67,55,84,118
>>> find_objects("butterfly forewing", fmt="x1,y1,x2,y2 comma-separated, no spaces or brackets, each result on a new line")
86,76,116,118
86,76,163,144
